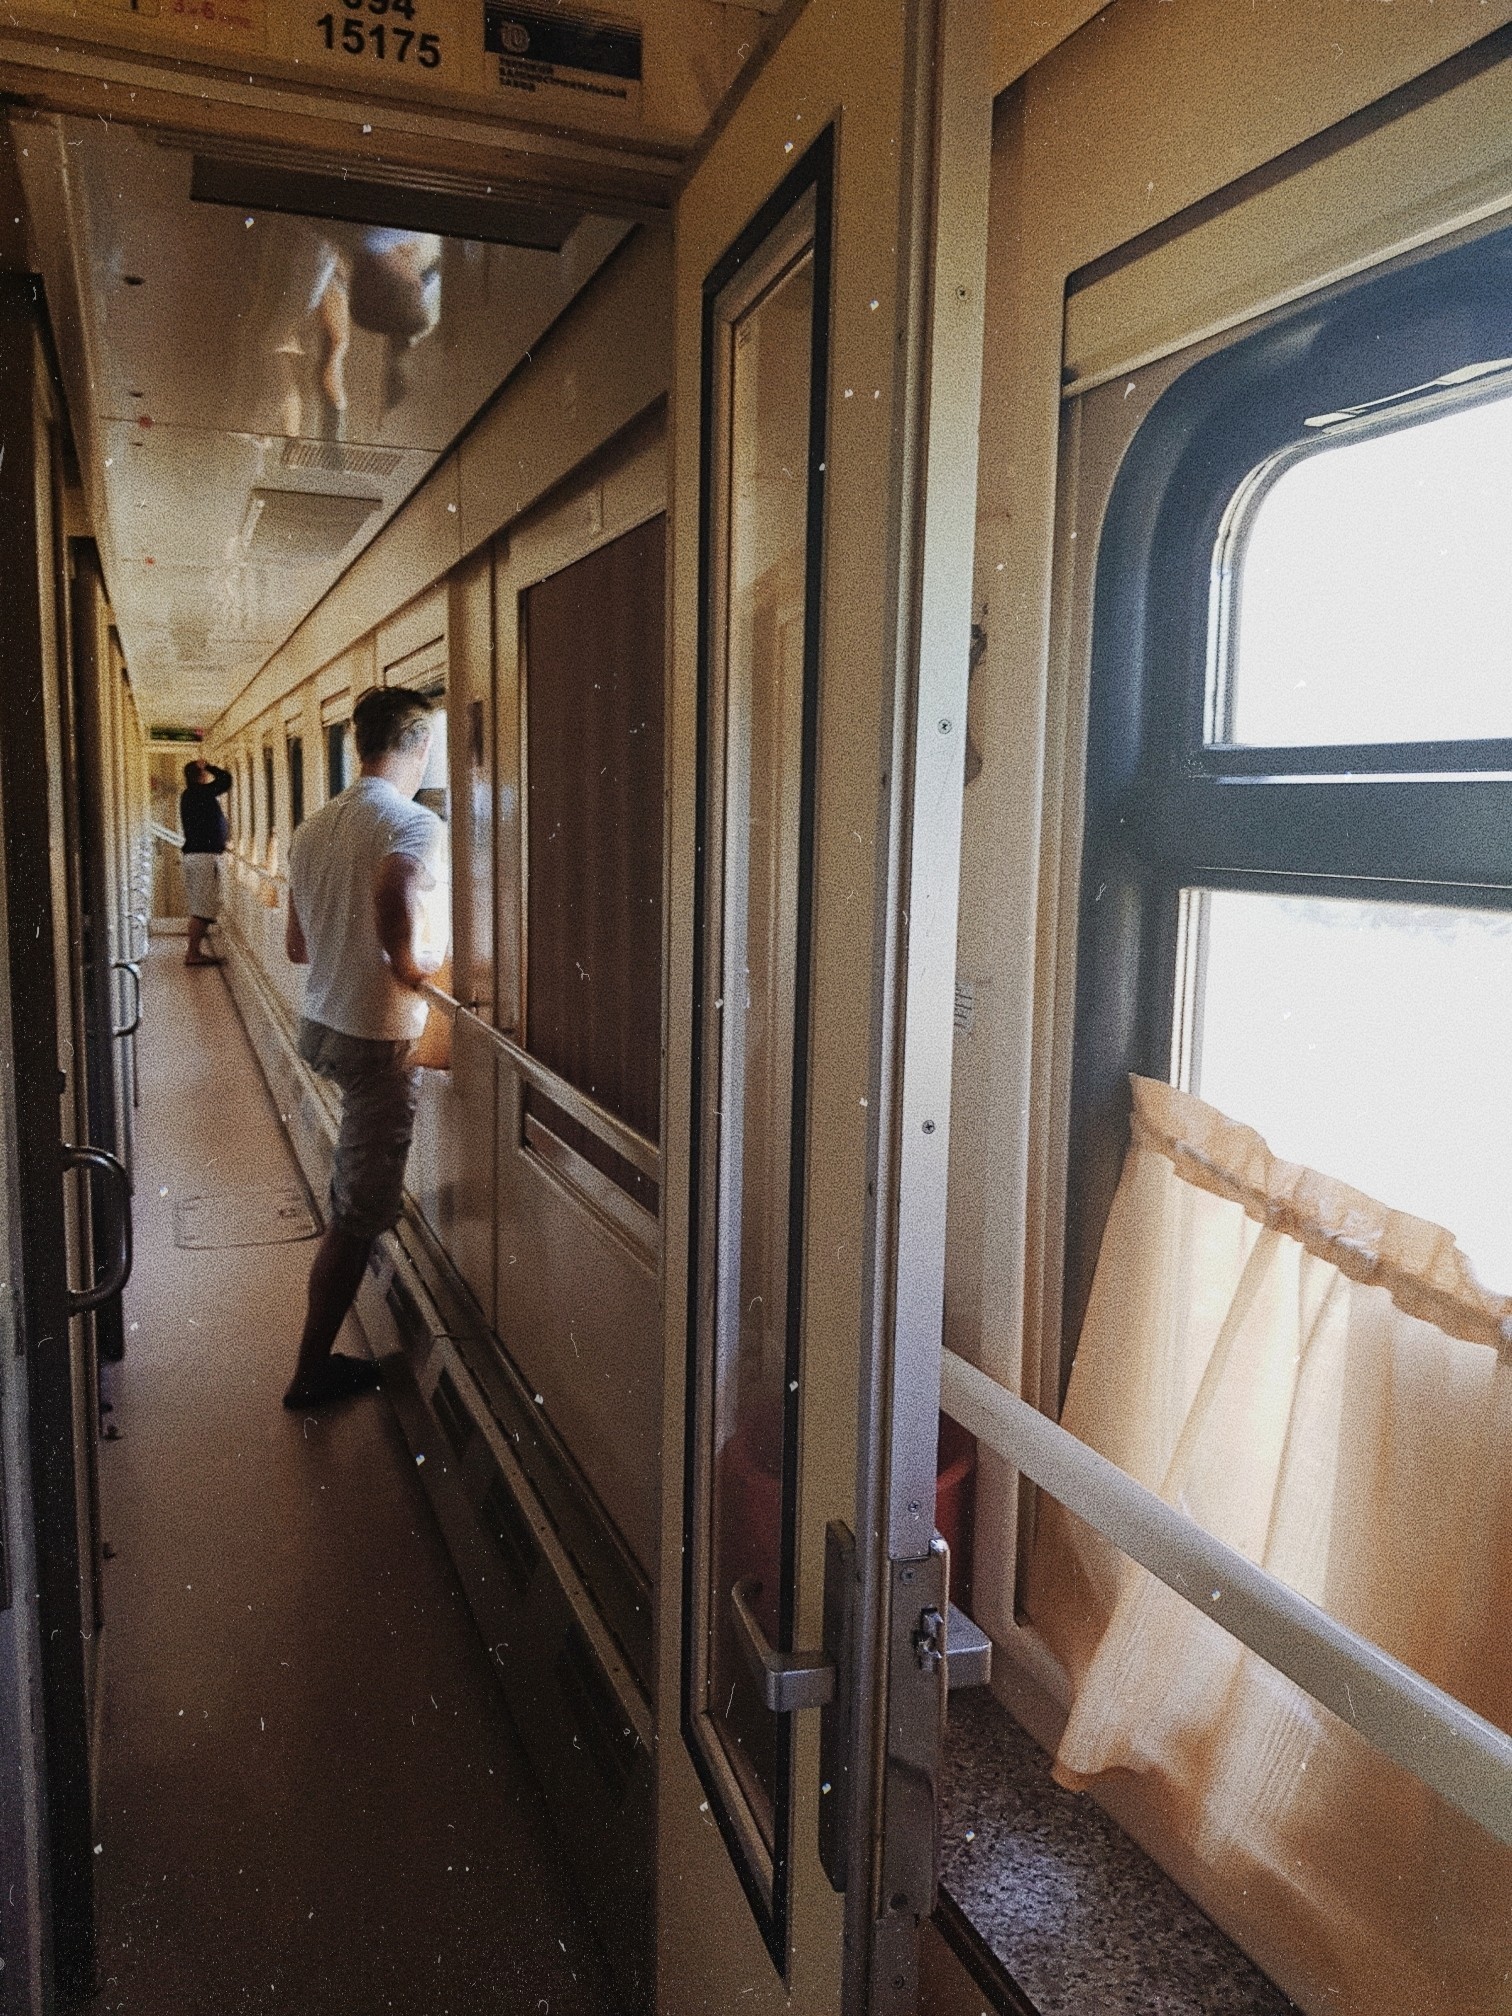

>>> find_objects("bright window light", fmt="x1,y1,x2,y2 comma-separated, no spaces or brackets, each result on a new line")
1217,386,1512,746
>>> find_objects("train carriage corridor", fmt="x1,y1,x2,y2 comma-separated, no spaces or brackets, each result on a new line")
1,7,1510,2015
91,942,612,2016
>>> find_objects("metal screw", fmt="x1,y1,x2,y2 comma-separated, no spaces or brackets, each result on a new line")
938,718,952,733
922,1119,935,1135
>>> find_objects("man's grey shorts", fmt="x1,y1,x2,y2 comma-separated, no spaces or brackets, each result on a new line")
182,853,223,920
297,1018,421,1242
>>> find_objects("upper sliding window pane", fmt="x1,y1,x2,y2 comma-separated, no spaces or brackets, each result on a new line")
1216,387,1512,747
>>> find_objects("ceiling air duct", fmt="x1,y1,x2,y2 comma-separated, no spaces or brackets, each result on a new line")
189,152,581,252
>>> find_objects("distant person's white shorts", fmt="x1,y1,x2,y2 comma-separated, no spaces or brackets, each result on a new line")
182,853,223,921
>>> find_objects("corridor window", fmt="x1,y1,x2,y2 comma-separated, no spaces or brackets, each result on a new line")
287,735,305,828
414,688,448,822
325,719,350,797
261,745,276,863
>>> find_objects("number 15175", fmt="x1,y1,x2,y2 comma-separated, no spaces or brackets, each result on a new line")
315,8,442,63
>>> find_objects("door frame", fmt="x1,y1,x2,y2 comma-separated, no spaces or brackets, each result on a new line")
0,278,99,2005
657,2,991,2009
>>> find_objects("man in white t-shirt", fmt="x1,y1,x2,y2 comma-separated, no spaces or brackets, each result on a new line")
282,684,445,1408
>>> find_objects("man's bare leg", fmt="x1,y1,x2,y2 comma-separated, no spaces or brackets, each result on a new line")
185,916,220,966
283,1223,381,1406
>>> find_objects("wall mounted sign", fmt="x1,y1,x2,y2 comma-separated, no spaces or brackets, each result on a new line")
484,4,642,117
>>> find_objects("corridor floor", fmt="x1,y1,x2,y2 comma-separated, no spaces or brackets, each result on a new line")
89,942,614,2015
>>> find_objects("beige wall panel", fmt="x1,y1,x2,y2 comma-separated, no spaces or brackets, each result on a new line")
1064,51,1512,388
435,1010,499,1327
455,224,672,555
481,413,668,1578
494,1065,661,1573
502,405,667,584
283,461,464,699
316,641,369,710
214,463,462,742
990,0,1107,93
1013,0,1512,278
377,583,448,676
949,1,1512,1661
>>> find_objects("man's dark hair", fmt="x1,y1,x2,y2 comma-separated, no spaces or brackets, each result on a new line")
353,686,434,762
183,758,204,784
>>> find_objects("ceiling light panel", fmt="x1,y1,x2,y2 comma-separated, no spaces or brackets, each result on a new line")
244,487,382,561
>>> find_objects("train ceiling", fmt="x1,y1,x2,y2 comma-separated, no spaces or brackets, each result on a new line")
14,113,629,731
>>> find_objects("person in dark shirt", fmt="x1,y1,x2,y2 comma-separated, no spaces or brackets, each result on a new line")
180,759,232,967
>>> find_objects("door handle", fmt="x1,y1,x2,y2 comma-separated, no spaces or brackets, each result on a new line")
63,1144,133,1314
111,960,142,1039
731,1578,835,1712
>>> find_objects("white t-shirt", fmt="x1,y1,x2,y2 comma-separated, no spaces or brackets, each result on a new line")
288,776,447,1042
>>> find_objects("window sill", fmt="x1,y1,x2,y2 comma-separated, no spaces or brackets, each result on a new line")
940,1686,1297,2016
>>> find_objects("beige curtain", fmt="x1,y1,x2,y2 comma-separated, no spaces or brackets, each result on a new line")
1028,1076,1512,2016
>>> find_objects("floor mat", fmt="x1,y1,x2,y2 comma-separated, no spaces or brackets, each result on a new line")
173,1182,319,1249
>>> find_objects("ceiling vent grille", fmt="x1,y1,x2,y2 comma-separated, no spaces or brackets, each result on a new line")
279,438,404,479
245,487,382,562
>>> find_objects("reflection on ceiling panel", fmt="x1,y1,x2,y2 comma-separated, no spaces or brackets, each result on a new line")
14,112,631,728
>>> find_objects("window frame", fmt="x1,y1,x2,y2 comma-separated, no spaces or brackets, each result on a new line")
1064,216,1512,1380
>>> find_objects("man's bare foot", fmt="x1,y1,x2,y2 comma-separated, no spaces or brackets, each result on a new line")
282,1352,382,1409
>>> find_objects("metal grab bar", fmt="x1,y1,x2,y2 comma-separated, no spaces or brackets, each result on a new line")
939,1347,1512,1848
111,959,142,1039
62,1144,133,1316
427,988,661,1183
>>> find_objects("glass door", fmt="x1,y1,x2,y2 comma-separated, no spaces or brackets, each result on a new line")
658,1,990,2009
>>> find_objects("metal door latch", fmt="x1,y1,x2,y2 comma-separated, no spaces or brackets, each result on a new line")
913,1605,944,1674
912,1599,991,1687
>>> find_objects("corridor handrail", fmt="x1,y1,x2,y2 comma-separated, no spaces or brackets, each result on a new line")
420,984,659,1183
939,1346,1512,1848
230,852,286,887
